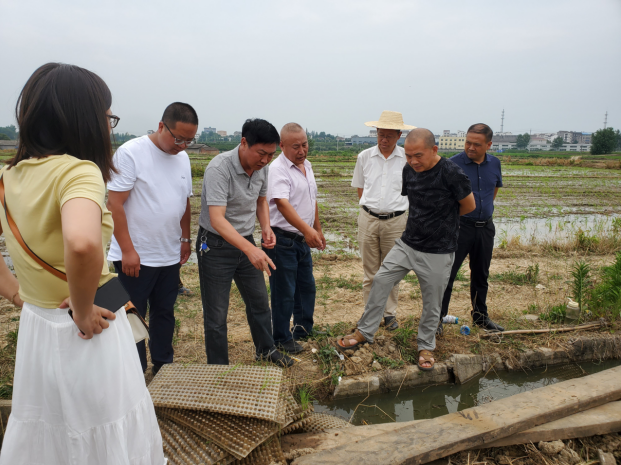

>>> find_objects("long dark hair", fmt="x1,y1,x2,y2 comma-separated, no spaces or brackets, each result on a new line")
9,63,116,182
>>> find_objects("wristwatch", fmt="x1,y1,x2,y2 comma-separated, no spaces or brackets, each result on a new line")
180,237,190,243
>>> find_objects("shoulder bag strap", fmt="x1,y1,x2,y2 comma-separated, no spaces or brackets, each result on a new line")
0,173,68,282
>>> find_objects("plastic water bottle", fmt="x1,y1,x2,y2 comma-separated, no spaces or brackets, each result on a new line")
442,315,459,324
565,298,581,324
460,325,471,336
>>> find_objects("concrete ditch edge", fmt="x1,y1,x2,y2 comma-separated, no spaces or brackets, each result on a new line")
333,334,621,398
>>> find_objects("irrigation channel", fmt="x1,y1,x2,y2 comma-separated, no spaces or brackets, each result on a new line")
314,359,621,426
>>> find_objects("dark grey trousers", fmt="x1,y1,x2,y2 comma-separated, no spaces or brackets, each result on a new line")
196,228,275,365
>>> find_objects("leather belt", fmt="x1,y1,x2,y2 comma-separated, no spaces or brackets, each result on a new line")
362,205,406,220
272,227,306,242
461,217,493,228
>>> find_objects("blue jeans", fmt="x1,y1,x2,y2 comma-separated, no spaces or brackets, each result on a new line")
113,262,180,372
196,228,275,365
265,230,316,344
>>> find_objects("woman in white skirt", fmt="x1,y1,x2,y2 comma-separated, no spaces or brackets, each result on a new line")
0,63,165,464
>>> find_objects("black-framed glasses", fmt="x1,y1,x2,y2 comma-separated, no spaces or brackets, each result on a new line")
163,122,194,146
107,114,120,129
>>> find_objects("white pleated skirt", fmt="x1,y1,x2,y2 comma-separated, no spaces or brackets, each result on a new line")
0,302,166,465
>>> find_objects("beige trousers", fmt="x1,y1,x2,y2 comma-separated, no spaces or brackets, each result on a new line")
357,207,407,318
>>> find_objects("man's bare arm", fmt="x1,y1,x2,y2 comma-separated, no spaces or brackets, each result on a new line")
106,190,141,277
493,187,499,200
357,188,363,200
180,197,191,265
458,193,476,216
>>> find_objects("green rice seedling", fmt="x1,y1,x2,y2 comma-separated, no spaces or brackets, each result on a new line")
296,383,315,414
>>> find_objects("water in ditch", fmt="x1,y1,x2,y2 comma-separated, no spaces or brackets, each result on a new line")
314,359,621,426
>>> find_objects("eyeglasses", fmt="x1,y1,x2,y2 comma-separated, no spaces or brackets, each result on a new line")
163,122,194,146
107,114,120,129
377,133,400,141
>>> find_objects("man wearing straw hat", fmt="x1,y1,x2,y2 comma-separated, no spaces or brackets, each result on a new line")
351,111,415,331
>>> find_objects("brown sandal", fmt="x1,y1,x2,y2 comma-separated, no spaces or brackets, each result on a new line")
336,329,367,352
418,350,435,372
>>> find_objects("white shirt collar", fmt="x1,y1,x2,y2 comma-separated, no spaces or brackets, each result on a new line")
371,144,403,160
280,153,311,169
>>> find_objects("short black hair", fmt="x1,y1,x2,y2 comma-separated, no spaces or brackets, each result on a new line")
161,102,198,128
242,118,280,147
467,123,493,142
10,62,116,182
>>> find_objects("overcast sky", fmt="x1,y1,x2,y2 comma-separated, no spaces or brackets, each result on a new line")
1,0,620,137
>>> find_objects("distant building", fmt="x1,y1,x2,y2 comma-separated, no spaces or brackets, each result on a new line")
216,130,227,137
233,131,242,136
443,130,451,136
203,127,216,134
369,129,377,137
439,132,466,151
0,140,18,150
184,144,219,155
491,135,518,151
557,130,591,144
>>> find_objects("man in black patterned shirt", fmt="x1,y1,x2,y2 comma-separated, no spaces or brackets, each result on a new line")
337,129,475,371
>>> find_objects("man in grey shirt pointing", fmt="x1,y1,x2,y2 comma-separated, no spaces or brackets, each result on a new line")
196,118,294,367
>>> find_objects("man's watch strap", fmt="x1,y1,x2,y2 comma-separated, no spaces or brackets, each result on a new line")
180,237,191,243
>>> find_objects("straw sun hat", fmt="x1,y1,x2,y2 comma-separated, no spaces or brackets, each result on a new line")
365,111,416,130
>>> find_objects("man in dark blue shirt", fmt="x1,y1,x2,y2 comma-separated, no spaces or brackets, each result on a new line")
439,123,504,334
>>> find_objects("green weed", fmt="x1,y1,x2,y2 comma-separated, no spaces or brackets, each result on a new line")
490,264,539,285
539,304,567,323
590,252,621,319
373,353,404,369
571,260,591,312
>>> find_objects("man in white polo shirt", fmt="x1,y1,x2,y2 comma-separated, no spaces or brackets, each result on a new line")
106,102,196,375
265,123,325,354
351,111,415,331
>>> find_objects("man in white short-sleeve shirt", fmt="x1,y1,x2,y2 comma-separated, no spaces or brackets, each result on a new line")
351,111,415,331
107,102,196,375
265,123,325,354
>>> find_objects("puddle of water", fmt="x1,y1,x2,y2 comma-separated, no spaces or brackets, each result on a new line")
495,213,621,247
319,231,358,255
314,359,621,425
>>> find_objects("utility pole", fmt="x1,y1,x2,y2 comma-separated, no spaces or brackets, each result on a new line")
604,111,608,129
500,109,505,133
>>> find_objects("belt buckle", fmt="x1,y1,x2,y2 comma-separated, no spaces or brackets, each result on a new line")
378,214,389,220
475,221,486,228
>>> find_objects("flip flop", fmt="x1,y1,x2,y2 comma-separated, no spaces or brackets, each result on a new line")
418,349,435,372
336,329,367,353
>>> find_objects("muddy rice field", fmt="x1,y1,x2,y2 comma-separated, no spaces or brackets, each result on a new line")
1,152,621,401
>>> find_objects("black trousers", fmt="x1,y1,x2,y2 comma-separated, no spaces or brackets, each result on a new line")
440,220,495,322
114,261,180,372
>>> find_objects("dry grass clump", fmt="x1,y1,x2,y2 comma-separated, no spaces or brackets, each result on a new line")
447,433,621,464
605,160,621,170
